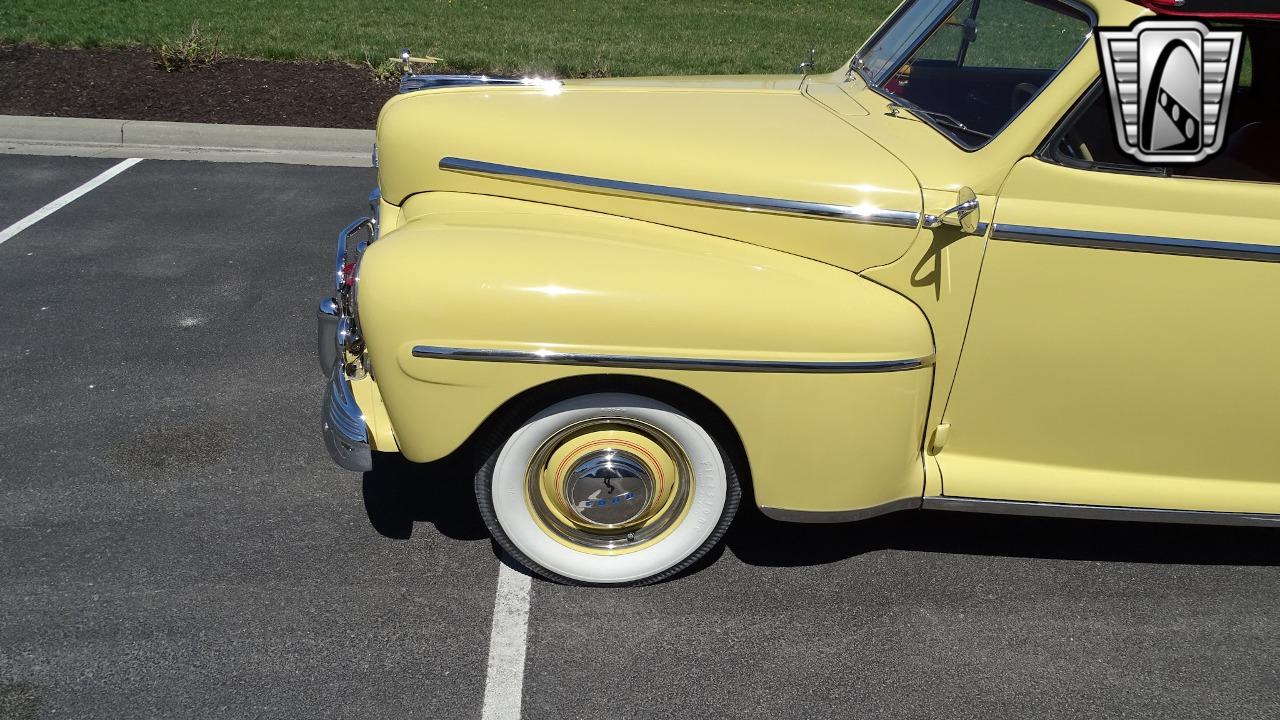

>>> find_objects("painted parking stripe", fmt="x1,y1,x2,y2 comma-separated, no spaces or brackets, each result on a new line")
481,561,533,720
0,158,143,245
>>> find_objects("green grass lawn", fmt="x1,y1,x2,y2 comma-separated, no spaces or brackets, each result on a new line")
0,0,899,78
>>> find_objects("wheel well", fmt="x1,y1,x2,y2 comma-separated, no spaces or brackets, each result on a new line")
469,373,751,489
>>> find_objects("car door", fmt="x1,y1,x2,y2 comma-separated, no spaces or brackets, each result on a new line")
938,86,1280,515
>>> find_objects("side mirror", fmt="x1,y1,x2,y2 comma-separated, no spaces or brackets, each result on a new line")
923,186,980,234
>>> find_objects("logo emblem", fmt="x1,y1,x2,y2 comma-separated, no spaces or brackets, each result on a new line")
566,451,649,526
1098,20,1243,164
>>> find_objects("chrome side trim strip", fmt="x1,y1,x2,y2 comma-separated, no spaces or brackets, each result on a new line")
411,345,934,373
992,223,1280,263
762,497,922,523
922,496,1280,528
439,157,921,228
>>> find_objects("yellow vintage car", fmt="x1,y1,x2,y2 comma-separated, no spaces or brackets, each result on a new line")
319,0,1280,585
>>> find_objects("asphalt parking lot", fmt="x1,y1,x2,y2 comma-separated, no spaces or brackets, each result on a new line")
1,153,1278,720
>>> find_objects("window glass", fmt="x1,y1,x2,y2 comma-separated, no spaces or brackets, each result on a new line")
879,0,1092,148
1050,88,1158,171
859,0,960,81
962,0,1093,68
907,0,972,64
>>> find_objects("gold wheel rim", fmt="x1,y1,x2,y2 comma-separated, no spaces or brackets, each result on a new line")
524,417,694,555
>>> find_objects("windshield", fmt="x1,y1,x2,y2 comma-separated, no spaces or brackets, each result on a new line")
855,0,1094,148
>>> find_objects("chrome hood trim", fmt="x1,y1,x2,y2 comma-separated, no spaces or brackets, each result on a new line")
400,74,523,93
439,157,921,228
400,74,564,94
412,344,934,373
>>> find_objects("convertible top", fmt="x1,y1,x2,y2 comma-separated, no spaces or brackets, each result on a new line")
1132,0,1280,20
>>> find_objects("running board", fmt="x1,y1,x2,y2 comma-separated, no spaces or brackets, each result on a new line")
922,496,1280,528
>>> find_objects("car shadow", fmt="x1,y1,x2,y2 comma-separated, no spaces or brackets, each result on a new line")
361,450,1280,569
360,450,490,542
725,501,1280,568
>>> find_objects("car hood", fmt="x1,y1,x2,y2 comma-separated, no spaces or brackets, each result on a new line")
376,77,924,271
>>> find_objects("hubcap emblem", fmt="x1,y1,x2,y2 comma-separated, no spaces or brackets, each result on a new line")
565,450,653,526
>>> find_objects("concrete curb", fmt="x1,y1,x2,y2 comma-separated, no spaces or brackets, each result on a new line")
0,115,375,167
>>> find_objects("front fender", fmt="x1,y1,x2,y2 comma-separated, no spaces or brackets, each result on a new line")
358,192,935,514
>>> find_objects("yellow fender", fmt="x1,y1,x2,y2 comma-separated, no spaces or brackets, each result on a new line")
358,192,935,518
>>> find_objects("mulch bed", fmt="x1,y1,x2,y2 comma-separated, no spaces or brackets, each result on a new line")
0,45,399,129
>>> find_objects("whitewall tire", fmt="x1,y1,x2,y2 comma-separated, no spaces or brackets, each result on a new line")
475,392,740,586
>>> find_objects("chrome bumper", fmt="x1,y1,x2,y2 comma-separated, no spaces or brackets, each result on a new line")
322,361,372,472
317,297,341,374
318,210,377,473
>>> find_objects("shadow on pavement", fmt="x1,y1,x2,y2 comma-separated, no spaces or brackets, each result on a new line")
361,447,1280,570
726,501,1280,568
360,450,489,542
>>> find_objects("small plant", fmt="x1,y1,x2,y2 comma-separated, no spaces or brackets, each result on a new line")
363,51,403,83
585,53,611,79
157,21,223,72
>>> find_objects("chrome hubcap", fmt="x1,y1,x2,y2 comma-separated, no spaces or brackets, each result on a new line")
524,417,693,552
564,449,653,527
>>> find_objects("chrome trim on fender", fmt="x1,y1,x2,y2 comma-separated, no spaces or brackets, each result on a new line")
992,224,1280,263
411,345,934,373
439,156,922,227
922,496,1280,528
762,497,922,523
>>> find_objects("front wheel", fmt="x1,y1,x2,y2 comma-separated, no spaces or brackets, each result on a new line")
475,392,740,586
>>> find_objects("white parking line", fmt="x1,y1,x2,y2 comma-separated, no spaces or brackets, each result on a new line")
481,560,533,720
0,157,143,245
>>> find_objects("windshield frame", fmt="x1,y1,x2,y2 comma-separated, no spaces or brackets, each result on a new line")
853,0,1099,152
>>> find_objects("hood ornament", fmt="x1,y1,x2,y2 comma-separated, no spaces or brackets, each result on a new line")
394,47,444,77
394,47,562,95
